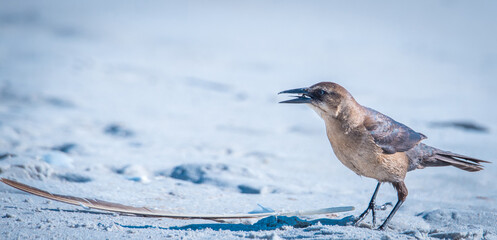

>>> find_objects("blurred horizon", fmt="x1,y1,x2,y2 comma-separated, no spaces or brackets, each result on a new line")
1,0,496,148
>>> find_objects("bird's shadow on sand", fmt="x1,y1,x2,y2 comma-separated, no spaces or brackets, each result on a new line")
116,215,355,231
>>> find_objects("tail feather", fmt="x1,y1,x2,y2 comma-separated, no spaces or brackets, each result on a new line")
436,152,490,164
432,153,484,172
408,143,489,172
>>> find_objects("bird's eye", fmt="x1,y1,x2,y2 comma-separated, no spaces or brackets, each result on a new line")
318,89,326,96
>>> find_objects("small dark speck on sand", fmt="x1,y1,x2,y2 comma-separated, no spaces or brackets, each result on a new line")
51,143,77,153
429,121,489,133
0,153,16,160
238,184,261,194
104,124,135,137
56,173,92,183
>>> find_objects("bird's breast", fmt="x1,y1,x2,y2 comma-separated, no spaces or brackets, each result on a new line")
325,121,408,182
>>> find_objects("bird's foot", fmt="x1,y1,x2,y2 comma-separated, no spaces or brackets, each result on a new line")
354,202,392,227
354,203,375,226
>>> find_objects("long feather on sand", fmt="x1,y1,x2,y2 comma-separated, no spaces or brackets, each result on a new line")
1,178,354,220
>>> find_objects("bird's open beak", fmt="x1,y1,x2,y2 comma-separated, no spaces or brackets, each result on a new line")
278,88,312,104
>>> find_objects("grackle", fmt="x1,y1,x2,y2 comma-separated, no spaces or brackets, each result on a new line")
279,82,489,230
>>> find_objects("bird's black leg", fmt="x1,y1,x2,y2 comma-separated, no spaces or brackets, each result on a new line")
378,181,408,230
354,182,382,227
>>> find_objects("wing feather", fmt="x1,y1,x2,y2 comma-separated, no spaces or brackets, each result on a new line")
363,107,426,154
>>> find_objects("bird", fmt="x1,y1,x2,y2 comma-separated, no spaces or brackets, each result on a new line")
278,82,489,230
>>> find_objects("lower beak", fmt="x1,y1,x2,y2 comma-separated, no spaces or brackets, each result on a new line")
278,88,312,104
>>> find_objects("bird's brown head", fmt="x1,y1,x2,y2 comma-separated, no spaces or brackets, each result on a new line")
279,82,353,117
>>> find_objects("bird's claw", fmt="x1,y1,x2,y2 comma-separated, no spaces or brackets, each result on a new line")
377,223,389,231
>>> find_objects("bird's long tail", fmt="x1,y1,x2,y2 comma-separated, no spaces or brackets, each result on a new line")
408,144,490,172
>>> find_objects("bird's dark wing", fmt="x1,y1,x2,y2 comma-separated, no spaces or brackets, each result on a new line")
363,107,426,154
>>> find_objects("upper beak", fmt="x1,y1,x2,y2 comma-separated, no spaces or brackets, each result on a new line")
278,88,312,104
